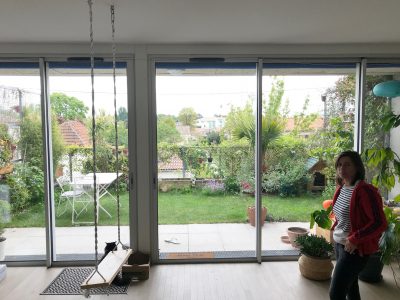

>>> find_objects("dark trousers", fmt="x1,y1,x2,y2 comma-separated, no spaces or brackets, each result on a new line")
329,243,369,300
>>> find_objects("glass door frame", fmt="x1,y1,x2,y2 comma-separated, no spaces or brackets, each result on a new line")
149,57,262,263
149,56,369,264
43,57,135,267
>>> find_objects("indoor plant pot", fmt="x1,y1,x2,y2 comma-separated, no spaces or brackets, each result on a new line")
359,207,400,285
296,234,334,281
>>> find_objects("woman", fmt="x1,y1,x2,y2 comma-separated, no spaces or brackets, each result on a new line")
329,151,387,300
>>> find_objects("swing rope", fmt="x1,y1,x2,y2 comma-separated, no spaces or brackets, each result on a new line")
85,0,105,284
82,3,132,294
110,4,124,249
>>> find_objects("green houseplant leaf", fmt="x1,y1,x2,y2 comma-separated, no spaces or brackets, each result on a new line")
310,206,333,230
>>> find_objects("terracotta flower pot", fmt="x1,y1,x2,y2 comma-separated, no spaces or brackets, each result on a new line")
247,206,267,226
287,227,308,248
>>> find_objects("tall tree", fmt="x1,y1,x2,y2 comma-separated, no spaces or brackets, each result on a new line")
50,92,89,122
224,77,285,170
19,105,64,170
292,96,318,136
157,115,181,144
117,107,128,122
324,75,390,149
178,107,197,127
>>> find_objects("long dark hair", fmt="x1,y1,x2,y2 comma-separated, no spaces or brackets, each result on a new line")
335,150,365,186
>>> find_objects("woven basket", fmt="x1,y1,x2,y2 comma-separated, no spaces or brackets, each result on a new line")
298,254,333,281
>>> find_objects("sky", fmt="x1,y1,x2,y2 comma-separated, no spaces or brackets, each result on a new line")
156,75,341,117
0,74,342,117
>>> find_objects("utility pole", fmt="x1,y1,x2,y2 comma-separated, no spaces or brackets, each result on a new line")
321,94,327,129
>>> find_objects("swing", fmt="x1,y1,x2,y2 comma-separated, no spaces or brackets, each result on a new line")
80,1,132,292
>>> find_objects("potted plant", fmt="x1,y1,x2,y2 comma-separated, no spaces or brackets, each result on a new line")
379,208,400,285
361,106,400,284
310,205,334,243
296,234,334,281
287,227,308,248
359,206,400,286
247,205,267,226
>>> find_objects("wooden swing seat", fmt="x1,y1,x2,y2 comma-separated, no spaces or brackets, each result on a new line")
80,248,132,289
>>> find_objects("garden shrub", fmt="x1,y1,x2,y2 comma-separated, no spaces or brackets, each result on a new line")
236,153,255,194
18,163,44,204
5,172,30,213
223,176,240,194
321,183,337,200
262,136,311,197
262,156,310,197
3,163,45,213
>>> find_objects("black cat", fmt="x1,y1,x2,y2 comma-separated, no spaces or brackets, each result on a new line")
100,242,132,286
100,242,117,262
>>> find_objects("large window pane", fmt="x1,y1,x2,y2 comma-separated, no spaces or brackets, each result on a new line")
48,61,130,261
0,62,45,261
156,62,257,260
364,63,400,202
261,63,356,256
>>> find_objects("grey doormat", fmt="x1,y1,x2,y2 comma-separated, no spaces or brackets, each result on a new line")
41,267,129,295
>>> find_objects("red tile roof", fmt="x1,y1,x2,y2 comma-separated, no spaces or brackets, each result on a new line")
285,117,324,132
60,120,91,147
158,155,183,170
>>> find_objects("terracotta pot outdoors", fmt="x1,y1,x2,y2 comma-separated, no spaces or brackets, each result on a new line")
287,227,308,248
247,206,267,226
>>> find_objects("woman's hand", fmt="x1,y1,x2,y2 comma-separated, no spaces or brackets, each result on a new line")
344,239,357,254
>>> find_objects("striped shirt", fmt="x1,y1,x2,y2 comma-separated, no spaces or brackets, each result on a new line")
333,184,355,244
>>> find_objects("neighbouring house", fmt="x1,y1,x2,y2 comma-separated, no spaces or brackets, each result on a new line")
158,155,192,191
158,155,191,179
195,115,226,133
59,120,91,178
284,116,324,138
306,157,327,192
59,120,91,147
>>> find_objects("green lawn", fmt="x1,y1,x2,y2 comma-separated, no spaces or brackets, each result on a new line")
8,190,324,227
158,191,323,224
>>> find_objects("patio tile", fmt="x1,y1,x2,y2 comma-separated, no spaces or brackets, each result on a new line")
2,222,309,258
159,224,189,234
159,233,189,252
188,232,225,252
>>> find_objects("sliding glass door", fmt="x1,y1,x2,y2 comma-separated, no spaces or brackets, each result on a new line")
261,62,357,256
155,61,258,260
0,61,46,261
48,61,130,261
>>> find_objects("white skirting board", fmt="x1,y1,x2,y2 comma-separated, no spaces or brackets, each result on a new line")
0,264,7,282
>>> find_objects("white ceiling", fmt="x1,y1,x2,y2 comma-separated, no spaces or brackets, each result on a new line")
0,0,399,45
